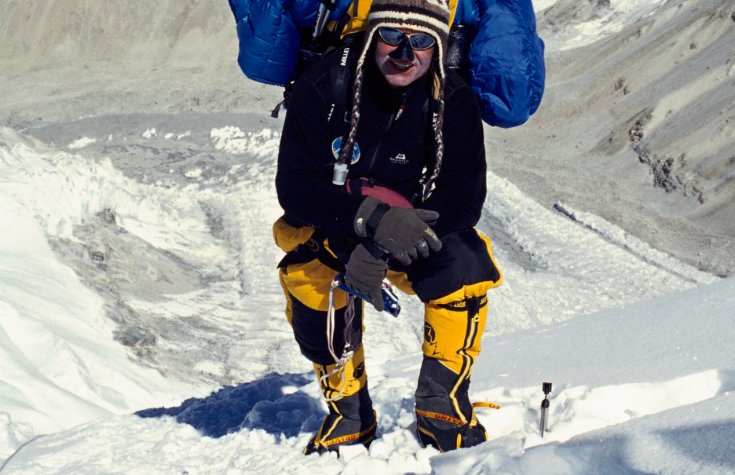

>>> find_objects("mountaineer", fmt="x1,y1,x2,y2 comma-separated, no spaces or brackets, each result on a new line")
272,0,505,454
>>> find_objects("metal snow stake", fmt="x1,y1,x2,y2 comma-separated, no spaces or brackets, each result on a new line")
540,382,552,437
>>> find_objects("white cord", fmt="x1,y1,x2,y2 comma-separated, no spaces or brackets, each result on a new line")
322,279,356,402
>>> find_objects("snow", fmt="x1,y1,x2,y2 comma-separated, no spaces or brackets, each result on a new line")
67,137,97,150
1,124,733,473
1,0,734,473
538,0,670,51
142,128,157,139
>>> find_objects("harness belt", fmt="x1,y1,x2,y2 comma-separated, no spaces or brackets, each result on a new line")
277,229,346,273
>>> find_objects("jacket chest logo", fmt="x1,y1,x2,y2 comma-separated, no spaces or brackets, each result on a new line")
390,153,409,165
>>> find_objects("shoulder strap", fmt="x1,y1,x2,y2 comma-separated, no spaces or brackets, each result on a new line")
271,19,354,119
326,34,361,128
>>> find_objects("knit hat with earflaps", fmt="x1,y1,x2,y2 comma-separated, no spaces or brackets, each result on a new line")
338,0,451,200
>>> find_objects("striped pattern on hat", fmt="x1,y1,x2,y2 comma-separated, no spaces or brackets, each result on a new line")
339,0,451,200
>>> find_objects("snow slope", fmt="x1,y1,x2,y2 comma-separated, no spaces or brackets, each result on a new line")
1,0,734,473
0,119,731,473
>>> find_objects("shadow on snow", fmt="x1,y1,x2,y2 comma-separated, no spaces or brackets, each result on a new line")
136,373,325,438
659,420,735,470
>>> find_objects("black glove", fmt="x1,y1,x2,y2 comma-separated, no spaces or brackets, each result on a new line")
354,197,442,266
344,244,389,311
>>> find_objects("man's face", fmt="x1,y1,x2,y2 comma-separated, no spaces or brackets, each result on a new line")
374,29,436,89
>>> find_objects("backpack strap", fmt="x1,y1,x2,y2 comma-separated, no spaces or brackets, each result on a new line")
327,34,361,129
272,14,356,118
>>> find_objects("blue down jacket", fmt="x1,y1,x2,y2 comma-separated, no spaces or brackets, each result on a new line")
227,0,545,127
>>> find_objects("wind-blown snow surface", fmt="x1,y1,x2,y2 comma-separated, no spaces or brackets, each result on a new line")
1,0,734,473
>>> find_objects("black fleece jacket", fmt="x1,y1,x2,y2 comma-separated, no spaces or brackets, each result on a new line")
276,49,487,245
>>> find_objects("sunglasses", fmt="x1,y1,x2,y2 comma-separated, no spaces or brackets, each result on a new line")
377,27,436,51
